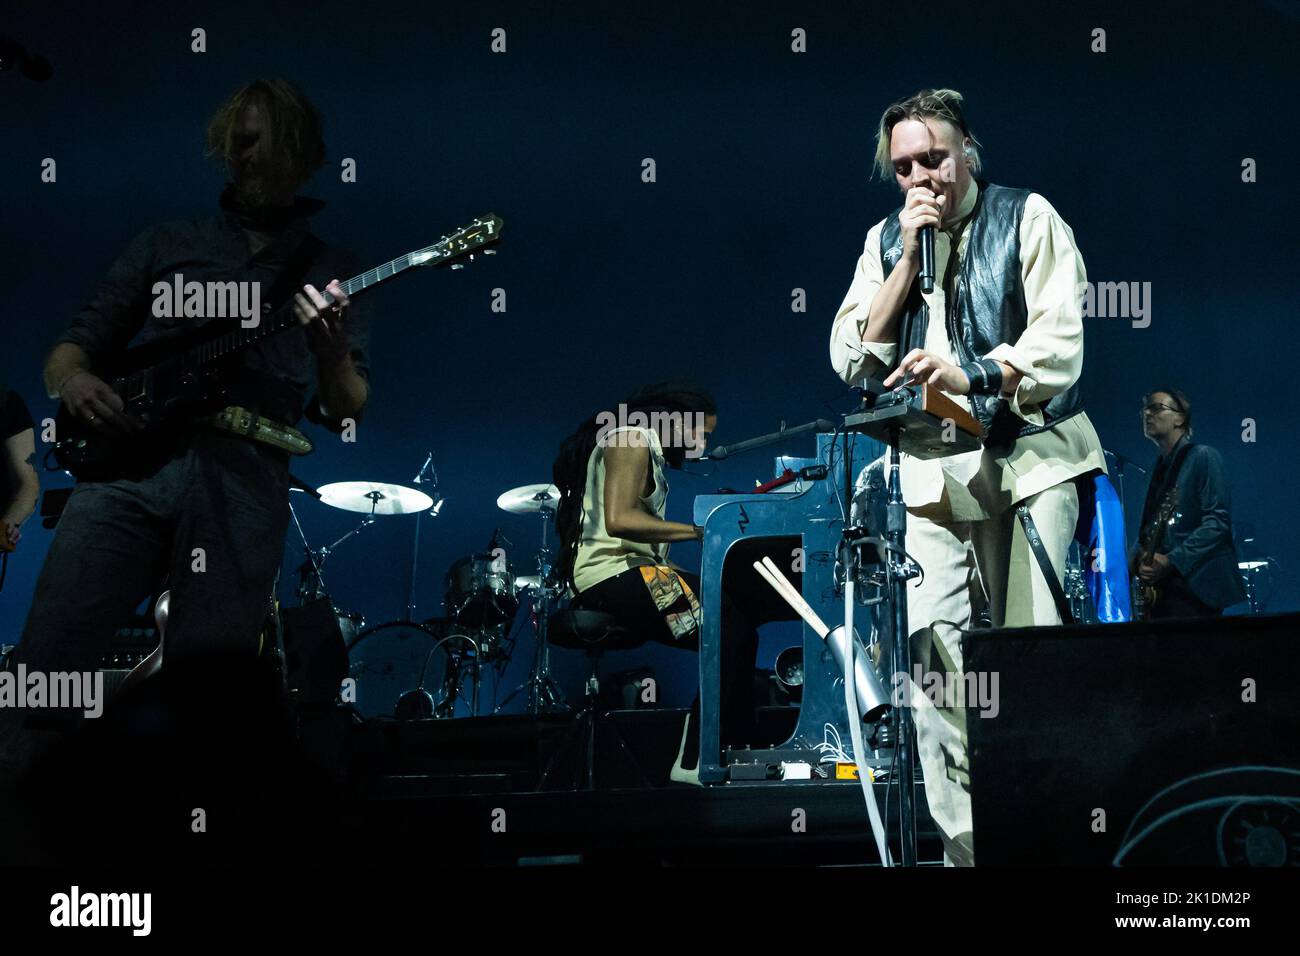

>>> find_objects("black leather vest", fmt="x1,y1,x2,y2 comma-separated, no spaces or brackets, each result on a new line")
878,182,1084,449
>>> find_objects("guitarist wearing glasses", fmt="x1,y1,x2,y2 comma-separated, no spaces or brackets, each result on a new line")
1132,387,1245,619
16,78,371,702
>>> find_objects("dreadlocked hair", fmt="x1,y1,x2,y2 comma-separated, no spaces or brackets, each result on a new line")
552,381,717,594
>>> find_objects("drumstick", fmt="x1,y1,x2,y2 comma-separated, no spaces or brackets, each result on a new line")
752,560,808,626
759,555,826,629
754,562,829,639
751,560,798,613
752,559,830,639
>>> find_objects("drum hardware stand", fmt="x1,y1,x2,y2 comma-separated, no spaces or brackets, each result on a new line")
390,631,484,719
405,451,444,622
288,495,326,603
430,633,483,719
287,478,330,603
1239,560,1272,615
497,490,568,715
433,645,476,718
1242,568,1260,615
289,495,381,604
404,450,489,719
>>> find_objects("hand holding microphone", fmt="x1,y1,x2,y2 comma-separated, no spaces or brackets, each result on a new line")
899,187,946,293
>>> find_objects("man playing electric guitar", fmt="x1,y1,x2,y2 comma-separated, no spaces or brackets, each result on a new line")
17,78,370,702
1132,387,1245,618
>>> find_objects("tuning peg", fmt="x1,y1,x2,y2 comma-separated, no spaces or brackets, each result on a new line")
450,263,465,270
483,249,496,255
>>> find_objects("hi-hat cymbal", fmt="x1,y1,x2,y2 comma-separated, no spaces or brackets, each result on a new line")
318,481,434,515
497,483,560,514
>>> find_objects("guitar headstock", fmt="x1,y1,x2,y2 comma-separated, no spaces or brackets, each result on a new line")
410,213,504,269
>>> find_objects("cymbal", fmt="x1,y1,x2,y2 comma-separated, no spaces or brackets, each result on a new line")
318,481,434,515
497,483,560,515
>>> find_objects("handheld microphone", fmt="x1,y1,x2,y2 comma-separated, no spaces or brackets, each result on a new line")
919,224,935,294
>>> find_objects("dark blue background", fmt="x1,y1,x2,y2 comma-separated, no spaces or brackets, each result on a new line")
4,0,1296,710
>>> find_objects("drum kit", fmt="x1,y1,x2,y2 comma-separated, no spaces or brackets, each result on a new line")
287,453,572,721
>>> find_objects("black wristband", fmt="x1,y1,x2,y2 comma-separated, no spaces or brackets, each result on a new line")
960,358,1004,395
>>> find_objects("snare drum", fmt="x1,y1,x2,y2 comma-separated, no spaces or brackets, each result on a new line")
443,553,519,628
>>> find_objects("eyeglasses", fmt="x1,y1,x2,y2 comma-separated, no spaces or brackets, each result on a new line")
1142,403,1180,415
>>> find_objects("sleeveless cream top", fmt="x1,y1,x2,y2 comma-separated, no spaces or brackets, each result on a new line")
571,426,671,593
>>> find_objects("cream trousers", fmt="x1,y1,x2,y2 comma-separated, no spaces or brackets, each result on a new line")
899,479,1078,866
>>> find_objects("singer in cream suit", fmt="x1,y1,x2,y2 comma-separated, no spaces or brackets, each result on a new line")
830,89,1106,866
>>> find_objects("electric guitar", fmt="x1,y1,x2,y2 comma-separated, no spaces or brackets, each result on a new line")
1132,487,1180,620
117,590,168,696
117,588,280,693
52,213,503,481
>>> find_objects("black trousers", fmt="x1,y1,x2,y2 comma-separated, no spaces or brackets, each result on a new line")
18,431,290,686
1150,574,1221,619
572,566,759,762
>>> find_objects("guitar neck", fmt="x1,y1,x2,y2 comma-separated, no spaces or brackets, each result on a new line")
163,212,502,372
179,249,424,368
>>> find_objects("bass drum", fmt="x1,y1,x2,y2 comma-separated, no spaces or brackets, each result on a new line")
443,553,518,629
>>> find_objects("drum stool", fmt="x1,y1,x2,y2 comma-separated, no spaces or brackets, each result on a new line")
539,609,646,790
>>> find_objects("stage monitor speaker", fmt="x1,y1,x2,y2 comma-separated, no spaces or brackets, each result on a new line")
966,612,1300,866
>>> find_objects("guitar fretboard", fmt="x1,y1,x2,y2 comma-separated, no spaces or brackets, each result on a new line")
183,249,428,368
178,210,501,370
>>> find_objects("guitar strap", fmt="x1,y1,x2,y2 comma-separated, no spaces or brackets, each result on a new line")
1015,501,1075,626
263,234,325,313
198,233,325,453
1139,441,1194,546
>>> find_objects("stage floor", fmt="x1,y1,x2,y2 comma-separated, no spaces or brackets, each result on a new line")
340,707,940,865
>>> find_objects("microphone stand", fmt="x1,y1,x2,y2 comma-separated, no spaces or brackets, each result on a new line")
405,452,440,622
842,423,921,865
706,418,835,461
841,381,960,866
1104,448,1147,547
